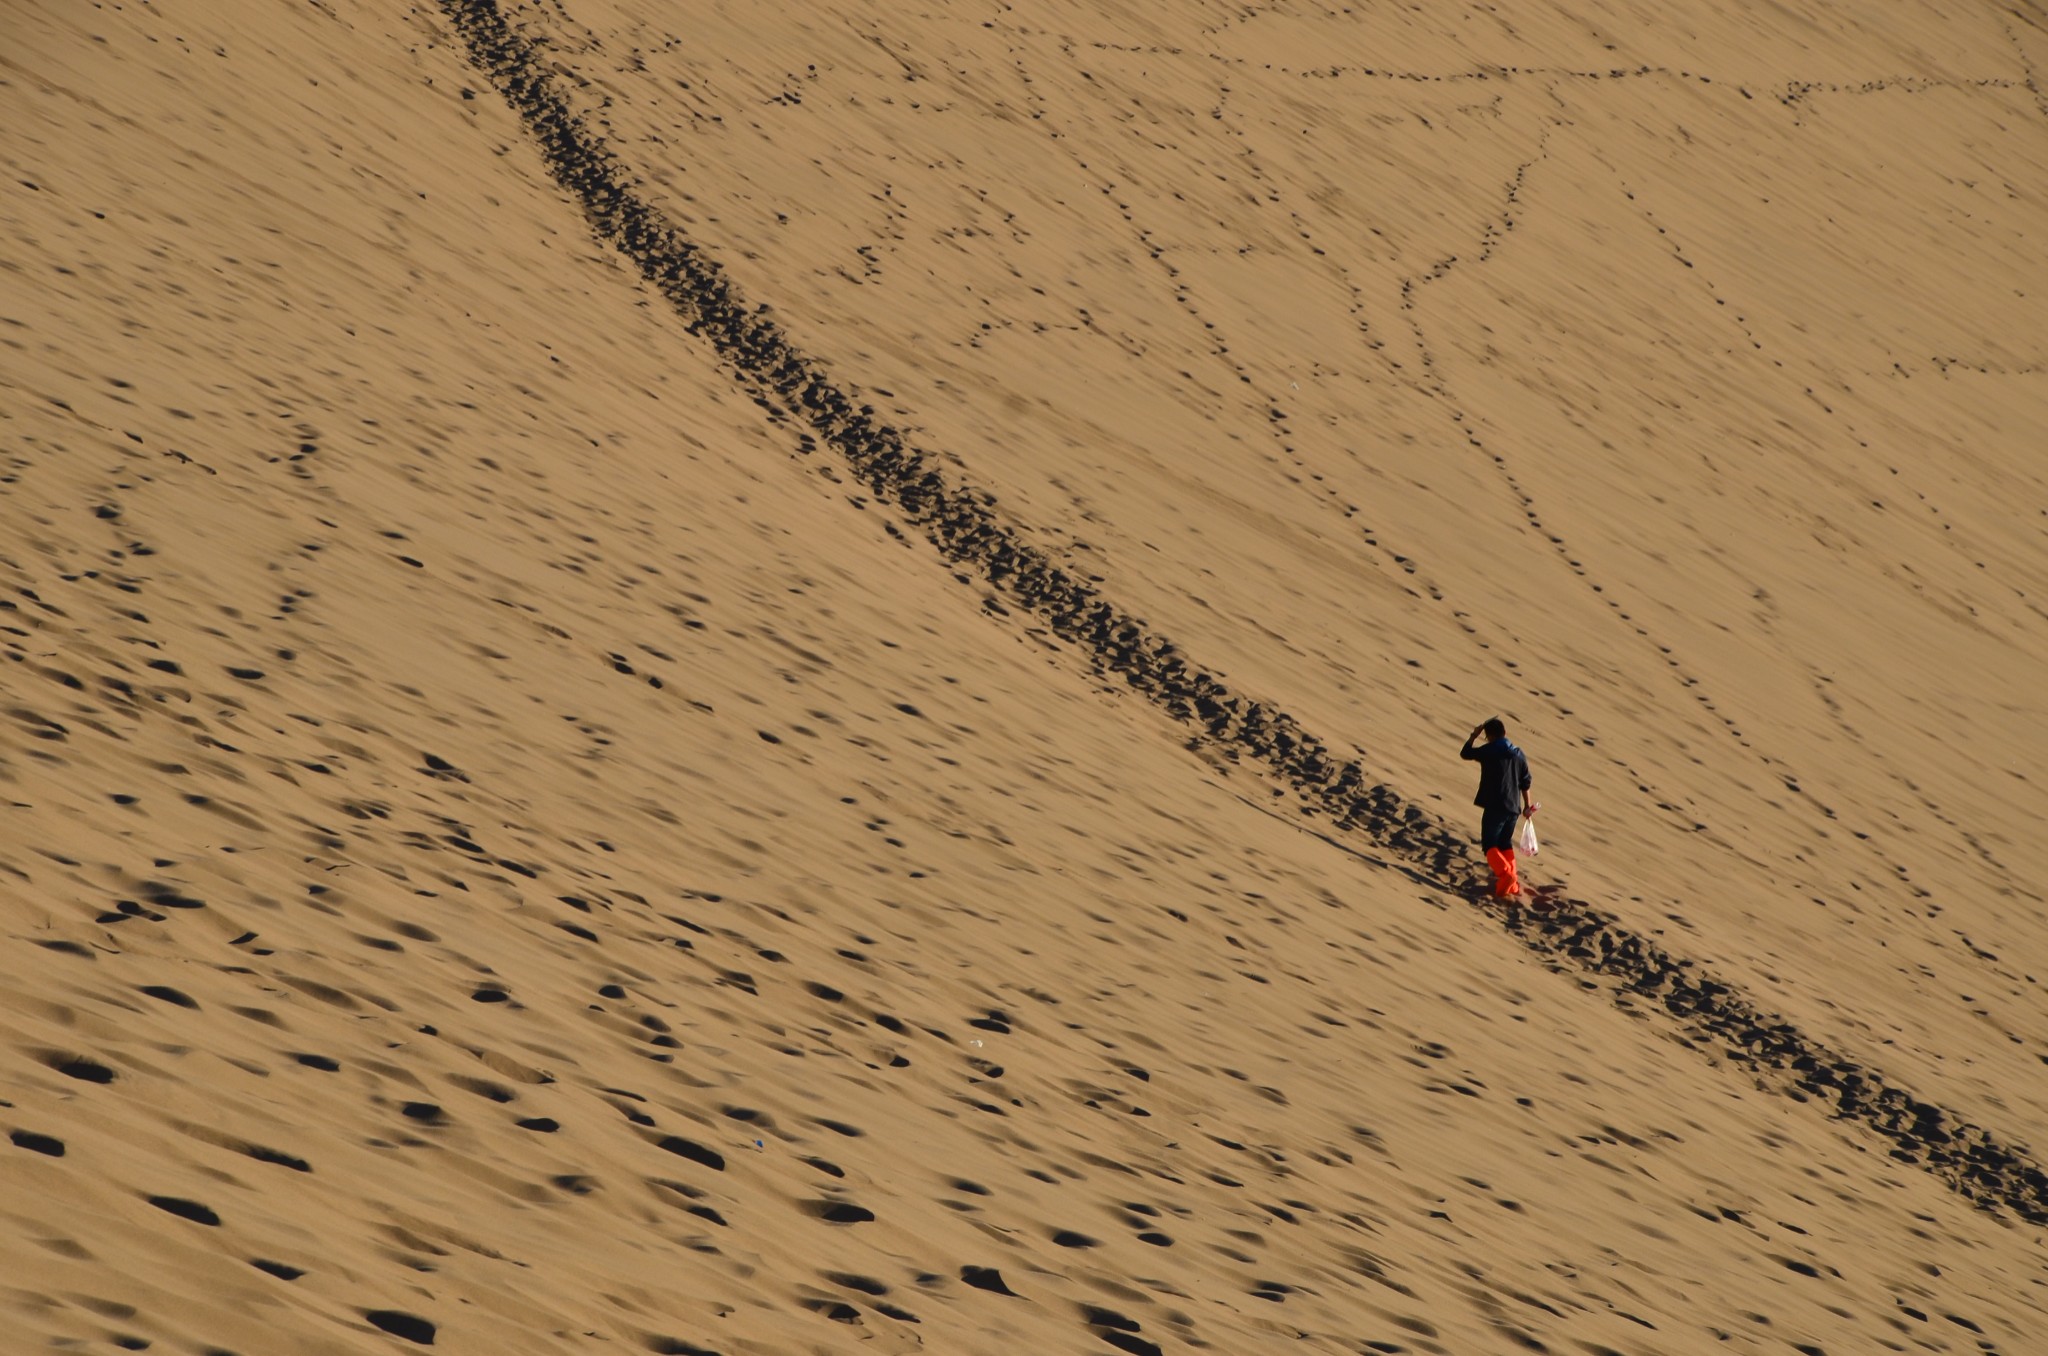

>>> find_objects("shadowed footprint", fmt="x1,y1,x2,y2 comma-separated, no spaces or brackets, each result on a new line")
655,1136,726,1170
803,1200,875,1224
147,1196,221,1225
10,1130,65,1156
365,1310,436,1345
246,1144,312,1172
960,1265,1017,1296
45,1054,116,1083
799,1297,861,1323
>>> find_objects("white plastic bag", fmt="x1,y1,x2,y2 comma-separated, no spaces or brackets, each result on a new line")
1514,811,1540,856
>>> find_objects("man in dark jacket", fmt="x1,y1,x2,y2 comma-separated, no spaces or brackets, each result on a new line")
1459,717,1532,899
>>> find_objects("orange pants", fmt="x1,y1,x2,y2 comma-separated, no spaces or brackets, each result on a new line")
1485,846,1521,898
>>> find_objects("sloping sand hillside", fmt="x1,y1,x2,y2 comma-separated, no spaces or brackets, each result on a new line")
3,2,2045,1354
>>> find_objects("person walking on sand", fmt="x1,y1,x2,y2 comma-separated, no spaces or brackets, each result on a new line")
1460,717,1533,900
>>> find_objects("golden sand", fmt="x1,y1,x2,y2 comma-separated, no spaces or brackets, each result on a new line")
3,2,2045,1352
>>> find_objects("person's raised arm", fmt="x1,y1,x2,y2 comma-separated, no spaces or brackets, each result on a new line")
1459,723,1486,760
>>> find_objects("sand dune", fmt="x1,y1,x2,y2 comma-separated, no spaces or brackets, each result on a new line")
3,1,2045,1353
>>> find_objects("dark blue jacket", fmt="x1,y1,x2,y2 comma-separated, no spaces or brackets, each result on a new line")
1460,735,1531,813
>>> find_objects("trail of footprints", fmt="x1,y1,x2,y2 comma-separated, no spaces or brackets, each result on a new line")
436,0,2048,1237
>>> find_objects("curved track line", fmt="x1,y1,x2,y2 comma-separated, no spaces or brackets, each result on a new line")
436,0,2048,1227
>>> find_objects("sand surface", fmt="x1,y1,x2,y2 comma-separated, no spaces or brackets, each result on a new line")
3,2,2046,1353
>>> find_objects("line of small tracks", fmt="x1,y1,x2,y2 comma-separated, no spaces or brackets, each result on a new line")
437,0,2048,1227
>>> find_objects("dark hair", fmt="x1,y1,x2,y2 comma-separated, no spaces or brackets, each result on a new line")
1483,717,1507,741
